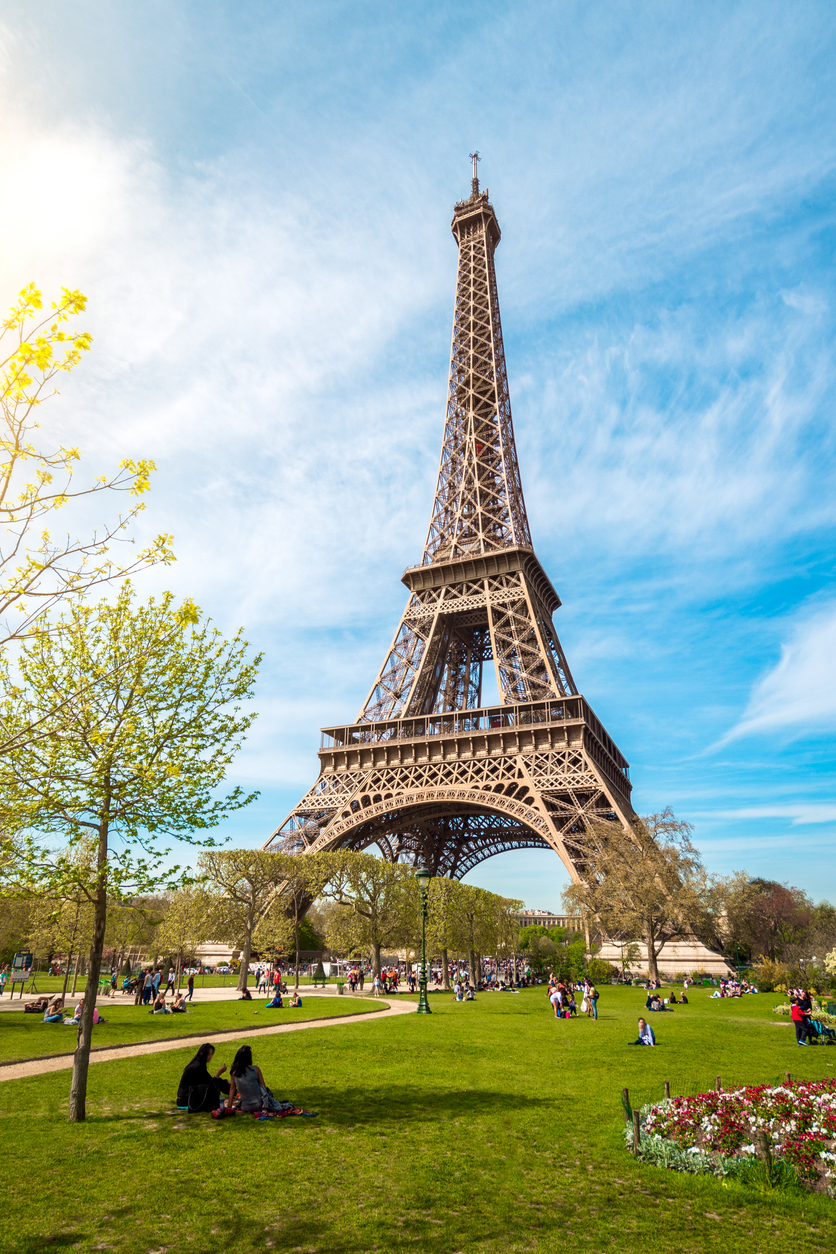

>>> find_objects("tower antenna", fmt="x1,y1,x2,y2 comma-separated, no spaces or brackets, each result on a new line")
469,151,480,196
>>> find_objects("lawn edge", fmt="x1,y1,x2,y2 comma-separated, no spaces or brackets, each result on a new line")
0,998,385,1068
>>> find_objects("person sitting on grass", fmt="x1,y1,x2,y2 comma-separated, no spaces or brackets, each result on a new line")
266,990,284,1009
43,997,64,1023
465,986,475,1001
176,1043,230,1112
226,1044,308,1119
680,990,689,1004
630,1017,656,1046
171,992,187,1013
453,985,464,1002
152,990,169,1014
238,988,253,1001
288,991,302,1007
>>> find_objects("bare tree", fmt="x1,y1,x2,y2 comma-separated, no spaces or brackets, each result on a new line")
562,809,710,983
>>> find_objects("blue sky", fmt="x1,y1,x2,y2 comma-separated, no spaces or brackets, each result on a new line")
1,1,835,907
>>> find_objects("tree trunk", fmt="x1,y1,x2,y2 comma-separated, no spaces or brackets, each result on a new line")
469,949,478,988
645,925,659,984
441,948,450,990
294,916,300,990
71,953,80,996
372,941,381,976
69,818,109,1123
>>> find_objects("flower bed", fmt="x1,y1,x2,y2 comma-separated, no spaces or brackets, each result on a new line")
629,1079,836,1193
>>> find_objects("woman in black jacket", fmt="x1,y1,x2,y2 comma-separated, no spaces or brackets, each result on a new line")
176,1043,230,1112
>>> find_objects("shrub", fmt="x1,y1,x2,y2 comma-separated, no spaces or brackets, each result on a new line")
587,958,617,984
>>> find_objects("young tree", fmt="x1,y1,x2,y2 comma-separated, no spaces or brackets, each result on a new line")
319,851,417,975
197,851,288,991
156,888,216,988
253,851,336,988
0,285,172,649
426,876,462,989
0,585,260,1121
562,809,711,983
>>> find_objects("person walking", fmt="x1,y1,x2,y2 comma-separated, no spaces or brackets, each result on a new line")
187,972,195,1002
142,970,154,1005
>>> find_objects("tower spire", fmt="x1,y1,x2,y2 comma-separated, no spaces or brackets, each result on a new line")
469,150,480,196
423,174,530,565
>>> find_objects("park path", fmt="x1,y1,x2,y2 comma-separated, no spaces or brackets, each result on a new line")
0,996,415,1083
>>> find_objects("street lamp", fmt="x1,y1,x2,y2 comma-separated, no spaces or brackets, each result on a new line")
415,865,432,1015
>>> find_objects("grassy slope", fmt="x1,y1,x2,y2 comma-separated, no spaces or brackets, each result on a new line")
0,996,379,1063
0,987,835,1254
2,973,322,995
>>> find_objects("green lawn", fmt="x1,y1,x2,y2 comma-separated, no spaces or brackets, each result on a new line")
1,986,835,1253
0,995,379,1063
2,972,324,996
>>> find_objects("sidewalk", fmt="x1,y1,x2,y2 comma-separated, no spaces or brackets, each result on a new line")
0,995,415,1083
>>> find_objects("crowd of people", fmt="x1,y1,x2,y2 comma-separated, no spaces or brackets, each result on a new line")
546,974,600,1020
708,977,759,997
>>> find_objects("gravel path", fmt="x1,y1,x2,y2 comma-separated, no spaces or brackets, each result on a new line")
0,996,415,1083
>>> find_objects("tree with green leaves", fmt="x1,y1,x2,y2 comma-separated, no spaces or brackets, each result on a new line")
319,851,417,975
562,809,710,983
197,850,303,991
0,585,260,1121
253,851,335,987
156,888,217,988
426,876,463,990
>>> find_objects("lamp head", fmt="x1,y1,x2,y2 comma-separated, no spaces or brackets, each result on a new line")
415,865,431,888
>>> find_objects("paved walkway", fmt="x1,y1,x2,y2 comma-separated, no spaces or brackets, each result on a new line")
0,996,415,1083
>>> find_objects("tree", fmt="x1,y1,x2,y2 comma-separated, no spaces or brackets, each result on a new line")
0,285,172,649
196,851,286,992
0,585,260,1120
426,876,462,989
450,883,502,987
319,852,417,975
252,851,335,987
156,888,216,987
562,809,711,983
714,874,815,963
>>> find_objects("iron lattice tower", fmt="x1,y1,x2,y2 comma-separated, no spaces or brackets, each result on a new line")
265,165,633,880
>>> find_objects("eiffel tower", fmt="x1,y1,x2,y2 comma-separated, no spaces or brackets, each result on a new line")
265,158,634,882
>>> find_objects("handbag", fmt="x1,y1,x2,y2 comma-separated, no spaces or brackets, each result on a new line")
260,1084,294,1114
580,997,588,1014
187,1084,212,1113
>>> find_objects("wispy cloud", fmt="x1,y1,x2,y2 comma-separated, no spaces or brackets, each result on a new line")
721,603,836,742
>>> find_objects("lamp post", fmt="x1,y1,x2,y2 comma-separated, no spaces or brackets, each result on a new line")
415,865,432,1015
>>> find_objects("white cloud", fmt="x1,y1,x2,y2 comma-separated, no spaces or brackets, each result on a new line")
722,602,836,741
700,805,836,826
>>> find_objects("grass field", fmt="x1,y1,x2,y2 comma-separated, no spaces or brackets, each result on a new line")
2,972,324,996
0,995,379,1063
0,985,835,1254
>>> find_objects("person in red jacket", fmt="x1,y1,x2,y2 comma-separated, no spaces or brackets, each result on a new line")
791,997,810,1045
